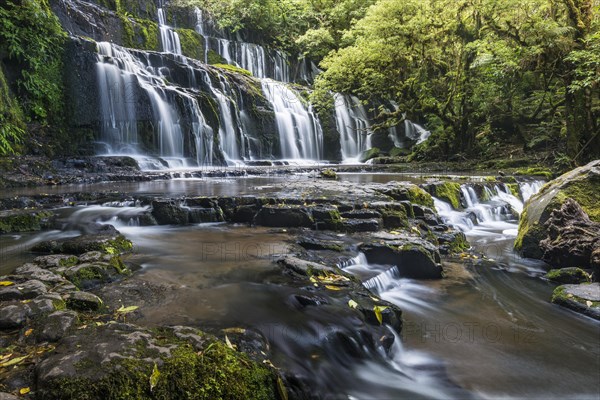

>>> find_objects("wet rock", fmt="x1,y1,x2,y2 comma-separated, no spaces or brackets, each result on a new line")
289,294,330,308
151,200,188,225
64,263,112,290
33,254,79,268
39,311,79,342
359,240,443,279
516,160,600,258
320,168,338,180
551,283,600,320
0,304,28,329
0,280,47,301
188,207,222,223
65,291,104,311
354,297,402,332
423,181,462,209
545,268,591,284
14,264,66,284
342,218,381,232
297,236,344,252
254,205,313,228
33,231,132,255
0,393,19,400
340,209,382,219
310,204,342,230
540,199,600,272
278,257,338,276
437,231,470,254
0,209,54,234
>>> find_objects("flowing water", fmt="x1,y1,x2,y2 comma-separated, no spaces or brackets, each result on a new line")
1,176,598,398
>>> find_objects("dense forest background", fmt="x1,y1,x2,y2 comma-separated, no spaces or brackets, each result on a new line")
1,0,598,167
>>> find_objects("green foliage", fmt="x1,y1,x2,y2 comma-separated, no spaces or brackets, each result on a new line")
0,65,25,155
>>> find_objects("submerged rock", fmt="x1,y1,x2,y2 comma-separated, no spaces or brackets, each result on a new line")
515,160,600,258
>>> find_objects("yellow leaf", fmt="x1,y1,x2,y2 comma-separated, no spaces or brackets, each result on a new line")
586,300,593,307
0,354,12,361
225,335,235,350
373,306,388,325
0,355,28,368
309,276,318,283
149,363,160,392
19,387,30,395
325,285,342,291
348,300,358,309
222,327,246,334
24,329,33,337
277,376,289,400
389,231,400,235
0,281,14,286
116,305,139,314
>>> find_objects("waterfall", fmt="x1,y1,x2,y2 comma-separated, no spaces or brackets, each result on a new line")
261,79,323,160
433,181,544,235
404,120,430,145
158,8,182,55
334,94,371,163
193,7,290,82
95,42,215,168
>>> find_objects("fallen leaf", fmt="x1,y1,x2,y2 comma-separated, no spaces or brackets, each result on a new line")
348,300,358,309
24,329,33,337
0,355,28,368
325,285,342,291
116,305,139,313
149,363,160,392
0,354,12,361
277,376,288,400
586,300,593,307
0,281,14,286
225,335,235,350
223,327,246,334
19,387,30,395
373,306,388,325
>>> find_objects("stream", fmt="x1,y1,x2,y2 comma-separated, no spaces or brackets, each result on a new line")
1,174,598,399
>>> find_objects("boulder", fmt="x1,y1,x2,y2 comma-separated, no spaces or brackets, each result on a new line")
359,239,443,279
515,160,600,258
254,205,313,228
151,200,188,225
540,199,600,272
551,283,600,320
39,311,79,342
545,268,591,284
0,305,28,329
65,291,104,312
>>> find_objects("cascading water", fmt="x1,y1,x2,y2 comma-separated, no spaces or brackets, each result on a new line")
158,7,182,55
261,79,323,160
95,42,215,169
334,93,371,163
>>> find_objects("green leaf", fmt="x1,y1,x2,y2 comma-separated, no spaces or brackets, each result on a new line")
277,376,288,400
116,305,139,314
149,362,160,392
0,355,28,368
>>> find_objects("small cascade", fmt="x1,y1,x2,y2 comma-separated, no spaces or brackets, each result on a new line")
434,181,544,235
261,79,323,160
158,8,182,55
334,94,371,163
363,266,401,293
520,181,544,202
403,120,430,145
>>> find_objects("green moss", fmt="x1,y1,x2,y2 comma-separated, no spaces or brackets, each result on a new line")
320,169,338,180
515,167,553,180
43,339,278,400
545,268,591,284
380,209,408,229
176,28,205,60
406,186,435,208
506,183,520,198
207,50,227,65
431,182,461,209
0,210,53,233
213,63,253,77
359,147,380,163
104,235,134,253
134,18,160,51
58,255,79,267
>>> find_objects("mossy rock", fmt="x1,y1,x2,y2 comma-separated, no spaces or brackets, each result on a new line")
426,182,462,209
545,268,591,284
319,168,338,180
551,283,600,320
207,49,227,65
515,160,600,258
359,147,380,163
212,63,253,77
176,28,205,60
515,167,553,180
0,210,54,234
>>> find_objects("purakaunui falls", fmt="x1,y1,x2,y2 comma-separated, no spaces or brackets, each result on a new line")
66,2,430,169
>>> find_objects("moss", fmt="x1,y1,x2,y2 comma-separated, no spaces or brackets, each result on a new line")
359,147,380,163
176,28,204,60
42,339,278,400
213,63,253,77
207,50,227,65
431,182,461,209
320,169,337,180
380,209,408,229
104,235,134,253
506,183,520,198
134,18,160,51
58,255,79,267
545,268,591,284
515,167,553,180
406,186,435,208
0,210,53,233
109,255,131,275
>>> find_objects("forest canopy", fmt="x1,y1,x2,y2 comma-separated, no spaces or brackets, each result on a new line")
176,0,599,165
